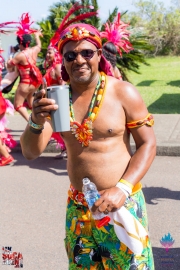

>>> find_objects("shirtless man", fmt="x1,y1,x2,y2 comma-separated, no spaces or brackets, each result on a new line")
20,23,156,269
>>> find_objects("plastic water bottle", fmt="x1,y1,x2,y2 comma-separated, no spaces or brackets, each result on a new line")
82,178,110,227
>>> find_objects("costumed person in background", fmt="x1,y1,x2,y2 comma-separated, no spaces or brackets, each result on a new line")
100,13,133,81
6,13,43,121
0,49,16,166
1,44,20,94
20,17,156,269
43,46,64,87
102,42,122,80
43,45,67,159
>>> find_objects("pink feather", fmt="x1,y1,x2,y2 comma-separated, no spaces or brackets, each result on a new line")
100,13,133,56
0,21,17,34
16,13,37,38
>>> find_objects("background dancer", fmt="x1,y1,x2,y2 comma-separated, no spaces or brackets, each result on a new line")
0,25,16,166
100,13,133,81
7,13,43,121
43,45,66,158
102,42,123,80
0,93,16,166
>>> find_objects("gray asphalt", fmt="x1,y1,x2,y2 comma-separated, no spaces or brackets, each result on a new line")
0,154,180,270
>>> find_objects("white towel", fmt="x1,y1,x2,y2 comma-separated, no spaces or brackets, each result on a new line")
108,206,148,255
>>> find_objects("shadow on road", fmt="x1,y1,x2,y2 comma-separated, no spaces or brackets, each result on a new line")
12,153,68,176
153,247,180,270
142,186,180,205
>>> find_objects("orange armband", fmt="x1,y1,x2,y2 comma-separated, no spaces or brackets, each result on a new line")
126,113,154,129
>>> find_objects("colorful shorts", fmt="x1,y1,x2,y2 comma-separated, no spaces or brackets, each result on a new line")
64,185,154,270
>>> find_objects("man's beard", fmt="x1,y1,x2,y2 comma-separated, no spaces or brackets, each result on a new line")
72,70,91,83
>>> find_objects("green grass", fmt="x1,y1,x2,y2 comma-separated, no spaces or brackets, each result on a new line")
128,56,180,114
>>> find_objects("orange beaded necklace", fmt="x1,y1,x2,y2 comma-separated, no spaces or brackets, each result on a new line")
69,72,106,147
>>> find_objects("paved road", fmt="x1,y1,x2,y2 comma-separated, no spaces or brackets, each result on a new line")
0,154,180,269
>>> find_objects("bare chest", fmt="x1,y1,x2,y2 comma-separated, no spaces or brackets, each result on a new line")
62,91,126,142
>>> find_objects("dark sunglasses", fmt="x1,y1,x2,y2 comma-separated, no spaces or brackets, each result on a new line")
63,49,98,62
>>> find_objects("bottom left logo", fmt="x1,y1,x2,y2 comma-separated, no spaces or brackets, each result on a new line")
2,246,23,268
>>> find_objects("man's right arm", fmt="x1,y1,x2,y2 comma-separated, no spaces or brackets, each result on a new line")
20,89,58,160
20,121,52,160
33,30,43,54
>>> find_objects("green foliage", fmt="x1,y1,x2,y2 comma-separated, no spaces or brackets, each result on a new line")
110,248,131,269
96,263,104,270
109,227,119,242
37,20,54,59
66,206,78,221
66,229,77,249
77,255,95,270
92,228,108,243
69,263,78,270
126,0,180,56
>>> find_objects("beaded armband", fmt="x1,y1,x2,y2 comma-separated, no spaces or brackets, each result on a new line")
126,113,154,129
28,114,44,131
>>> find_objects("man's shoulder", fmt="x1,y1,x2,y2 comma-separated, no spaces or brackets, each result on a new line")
106,76,136,95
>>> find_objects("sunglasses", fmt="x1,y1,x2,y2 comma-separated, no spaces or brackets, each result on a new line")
63,49,98,62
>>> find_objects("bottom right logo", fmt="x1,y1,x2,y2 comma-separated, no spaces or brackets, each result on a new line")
160,233,175,268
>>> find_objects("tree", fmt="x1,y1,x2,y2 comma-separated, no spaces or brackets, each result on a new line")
125,0,180,56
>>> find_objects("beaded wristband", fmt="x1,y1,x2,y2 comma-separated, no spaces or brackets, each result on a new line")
116,182,131,197
29,114,44,130
119,179,134,189
29,126,44,134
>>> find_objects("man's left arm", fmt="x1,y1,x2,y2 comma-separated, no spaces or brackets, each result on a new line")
121,124,156,186
94,81,156,213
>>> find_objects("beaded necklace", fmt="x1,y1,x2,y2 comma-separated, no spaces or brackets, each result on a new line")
69,71,106,147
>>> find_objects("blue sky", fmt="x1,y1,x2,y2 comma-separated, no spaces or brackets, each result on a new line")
1,0,173,24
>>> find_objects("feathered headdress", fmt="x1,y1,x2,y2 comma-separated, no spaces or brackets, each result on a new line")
16,13,37,39
50,2,98,48
100,13,133,56
0,22,16,34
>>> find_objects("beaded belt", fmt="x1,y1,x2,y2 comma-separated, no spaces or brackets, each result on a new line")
68,181,142,207
68,185,88,207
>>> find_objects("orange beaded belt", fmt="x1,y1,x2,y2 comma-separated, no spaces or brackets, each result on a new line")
68,181,142,206
68,185,88,206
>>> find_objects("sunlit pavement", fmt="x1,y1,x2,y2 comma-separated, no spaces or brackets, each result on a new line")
0,154,180,269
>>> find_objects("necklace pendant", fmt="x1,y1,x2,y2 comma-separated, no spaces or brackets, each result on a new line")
70,118,93,147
